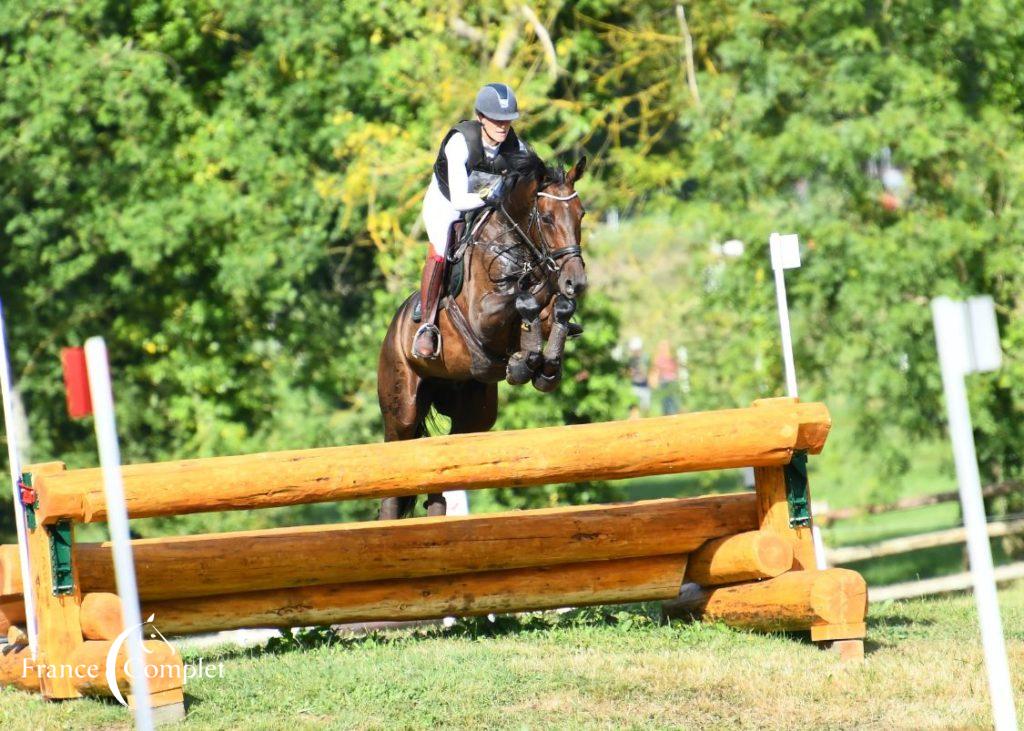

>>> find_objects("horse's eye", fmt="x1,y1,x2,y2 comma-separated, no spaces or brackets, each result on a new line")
540,214,555,225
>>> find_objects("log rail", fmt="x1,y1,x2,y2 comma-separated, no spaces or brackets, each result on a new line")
2,397,868,713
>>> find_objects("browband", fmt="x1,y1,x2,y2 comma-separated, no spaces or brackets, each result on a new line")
537,191,580,201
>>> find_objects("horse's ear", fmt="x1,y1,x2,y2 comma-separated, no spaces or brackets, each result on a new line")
566,156,587,184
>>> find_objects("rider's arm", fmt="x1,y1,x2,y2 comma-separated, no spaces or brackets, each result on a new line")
444,133,487,212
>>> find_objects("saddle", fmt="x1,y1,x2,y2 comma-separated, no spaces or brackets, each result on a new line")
411,215,479,323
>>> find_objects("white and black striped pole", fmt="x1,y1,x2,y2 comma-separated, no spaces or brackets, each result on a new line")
0,299,39,655
932,295,1016,730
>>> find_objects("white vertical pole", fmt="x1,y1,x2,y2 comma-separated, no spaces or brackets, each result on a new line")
769,233,801,398
0,300,39,655
932,297,1016,731
84,337,153,731
773,267,798,398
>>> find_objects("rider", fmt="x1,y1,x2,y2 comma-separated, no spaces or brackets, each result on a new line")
412,82,528,360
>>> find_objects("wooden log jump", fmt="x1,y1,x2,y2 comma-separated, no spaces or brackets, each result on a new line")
4,397,866,714
1,494,757,601
32,401,829,524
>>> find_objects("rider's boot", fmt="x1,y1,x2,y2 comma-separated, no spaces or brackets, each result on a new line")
412,253,445,359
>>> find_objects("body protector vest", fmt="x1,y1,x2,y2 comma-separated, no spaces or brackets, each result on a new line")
432,120,521,201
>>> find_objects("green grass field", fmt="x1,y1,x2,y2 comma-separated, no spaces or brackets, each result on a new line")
3,585,1023,730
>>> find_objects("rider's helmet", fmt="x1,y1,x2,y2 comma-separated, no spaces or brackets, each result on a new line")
474,83,520,121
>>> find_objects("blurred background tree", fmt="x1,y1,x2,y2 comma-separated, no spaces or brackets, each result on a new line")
1,0,1022,536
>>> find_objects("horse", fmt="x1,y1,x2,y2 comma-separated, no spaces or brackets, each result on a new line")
376,151,588,520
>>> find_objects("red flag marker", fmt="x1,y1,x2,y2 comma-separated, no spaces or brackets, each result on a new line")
61,347,93,419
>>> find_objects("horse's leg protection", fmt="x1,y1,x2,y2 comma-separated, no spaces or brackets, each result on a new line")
380,496,416,520
533,295,576,393
424,492,447,517
506,291,545,385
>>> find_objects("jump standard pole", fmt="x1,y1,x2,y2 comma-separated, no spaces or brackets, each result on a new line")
0,299,39,655
768,233,827,571
65,340,154,730
931,295,1017,731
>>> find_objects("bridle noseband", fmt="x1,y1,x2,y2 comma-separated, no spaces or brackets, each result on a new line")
498,189,583,277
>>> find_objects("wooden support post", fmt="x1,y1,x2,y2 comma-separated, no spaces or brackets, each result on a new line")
752,398,820,571
24,461,85,699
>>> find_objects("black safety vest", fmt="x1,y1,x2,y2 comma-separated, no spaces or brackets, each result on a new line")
432,120,521,200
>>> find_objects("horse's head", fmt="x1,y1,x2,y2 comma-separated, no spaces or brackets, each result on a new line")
503,153,588,300
537,157,587,299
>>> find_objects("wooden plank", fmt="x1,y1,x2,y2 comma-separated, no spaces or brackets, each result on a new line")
68,640,183,696
0,597,25,634
820,482,1021,523
24,462,85,700
34,402,831,524
685,530,793,586
753,465,816,571
751,399,820,571
81,554,690,638
828,518,1024,565
868,562,1024,602
2,494,755,601
663,568,867,632
0,644,41,691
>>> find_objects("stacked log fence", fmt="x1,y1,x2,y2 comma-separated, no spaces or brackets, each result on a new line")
1,397,867,711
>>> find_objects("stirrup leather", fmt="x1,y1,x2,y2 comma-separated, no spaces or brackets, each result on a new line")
412,323,442,359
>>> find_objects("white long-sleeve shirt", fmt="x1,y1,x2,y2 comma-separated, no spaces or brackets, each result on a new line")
421,132,524,256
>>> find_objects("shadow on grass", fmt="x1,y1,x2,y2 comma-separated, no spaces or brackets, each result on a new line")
188,604,669,660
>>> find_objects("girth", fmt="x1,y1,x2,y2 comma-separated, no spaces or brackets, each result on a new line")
444,298,509,383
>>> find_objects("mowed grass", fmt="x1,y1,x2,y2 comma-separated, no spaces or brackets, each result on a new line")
3,585,1024,730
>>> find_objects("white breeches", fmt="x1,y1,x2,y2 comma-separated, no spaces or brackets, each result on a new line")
422,182,461,258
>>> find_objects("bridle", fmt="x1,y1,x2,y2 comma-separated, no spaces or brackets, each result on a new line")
497,188,584,279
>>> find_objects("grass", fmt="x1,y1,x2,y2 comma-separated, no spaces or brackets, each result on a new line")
3,586,1024,729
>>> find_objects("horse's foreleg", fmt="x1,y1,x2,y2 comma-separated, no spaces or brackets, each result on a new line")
506,291,545,385
533,295,576,393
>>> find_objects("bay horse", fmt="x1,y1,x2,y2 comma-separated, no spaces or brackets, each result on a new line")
377,151,588,519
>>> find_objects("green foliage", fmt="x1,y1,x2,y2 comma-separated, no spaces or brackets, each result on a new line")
3,0,1024,539
0,0,635,537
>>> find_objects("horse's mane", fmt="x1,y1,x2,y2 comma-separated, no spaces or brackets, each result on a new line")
504,149,565,190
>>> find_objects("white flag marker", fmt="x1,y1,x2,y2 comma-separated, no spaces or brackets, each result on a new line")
84,338,154,731
769,232,801,398
932,295,1016,731
0,300,39,655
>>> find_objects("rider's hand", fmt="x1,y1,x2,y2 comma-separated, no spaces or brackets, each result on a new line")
480,177,507,206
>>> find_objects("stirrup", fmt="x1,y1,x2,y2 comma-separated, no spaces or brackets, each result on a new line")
412,323,442,359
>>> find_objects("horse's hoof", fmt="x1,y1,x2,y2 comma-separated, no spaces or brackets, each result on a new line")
532,371,562,393
506,352,537,385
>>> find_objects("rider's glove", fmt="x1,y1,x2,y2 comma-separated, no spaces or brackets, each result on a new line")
480,176,507,206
